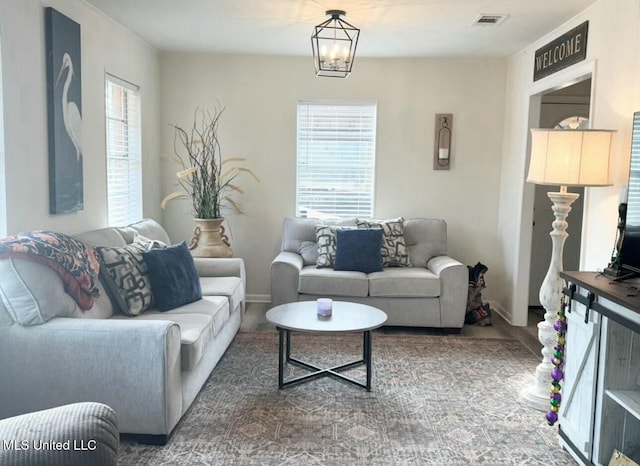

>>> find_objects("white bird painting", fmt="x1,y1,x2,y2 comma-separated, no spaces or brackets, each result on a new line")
45,6,83,214
56,52,82,163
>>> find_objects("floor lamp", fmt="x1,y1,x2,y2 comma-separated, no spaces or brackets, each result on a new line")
520,128,614,411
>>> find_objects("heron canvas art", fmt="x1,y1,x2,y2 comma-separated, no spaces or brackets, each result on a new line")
45,7,83,214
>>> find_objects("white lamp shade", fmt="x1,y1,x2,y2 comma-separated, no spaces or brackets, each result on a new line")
527,129,614,187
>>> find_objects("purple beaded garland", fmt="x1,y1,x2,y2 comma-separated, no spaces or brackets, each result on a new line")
554,320,567,332
551,368,564,381
547,295,567,426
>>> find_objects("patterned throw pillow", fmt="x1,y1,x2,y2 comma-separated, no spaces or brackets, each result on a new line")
315,225,355,268
96,241,153,316
133,234,167,251
355,217,412,267
316,225,339,268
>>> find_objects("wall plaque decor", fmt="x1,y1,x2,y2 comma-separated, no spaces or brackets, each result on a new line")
45,7,83,214
533,21,588,82
433,114,452,170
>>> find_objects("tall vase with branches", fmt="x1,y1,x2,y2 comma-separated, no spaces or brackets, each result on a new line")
161,106,258,257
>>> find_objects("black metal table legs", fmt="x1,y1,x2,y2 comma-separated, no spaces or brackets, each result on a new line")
276,328,373,391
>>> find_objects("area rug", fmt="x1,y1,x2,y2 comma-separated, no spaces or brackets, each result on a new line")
119,332,575,465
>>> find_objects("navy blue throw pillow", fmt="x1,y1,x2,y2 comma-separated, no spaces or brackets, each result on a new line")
143,241,202,311
334,228,384,273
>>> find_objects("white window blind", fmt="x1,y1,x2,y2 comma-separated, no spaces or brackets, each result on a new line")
105,75,142,226
627,113,640,226
296,101,377,218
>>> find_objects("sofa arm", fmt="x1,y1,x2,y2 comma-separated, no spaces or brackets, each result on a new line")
427,255,467,328
270,252,303,306
0,318,182,436
0,402,119,466
193,257,245,279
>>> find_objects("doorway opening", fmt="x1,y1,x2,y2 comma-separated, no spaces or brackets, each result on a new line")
527,78,592,316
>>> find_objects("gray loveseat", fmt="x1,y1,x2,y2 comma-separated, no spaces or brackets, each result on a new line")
270,217,467,330
0,219,245,443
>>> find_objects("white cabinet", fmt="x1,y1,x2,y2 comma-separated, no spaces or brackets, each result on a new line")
559,290,600,463
593,299,640,465
560,272,640,466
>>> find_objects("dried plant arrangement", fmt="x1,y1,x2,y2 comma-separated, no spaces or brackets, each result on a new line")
161,106,259,219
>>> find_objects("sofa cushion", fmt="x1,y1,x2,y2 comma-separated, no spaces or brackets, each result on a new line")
281,217,356,266
404,218,448,267
96,242,153,316
0,257,115,326
356,217,411,267
281,217,319,265
112,296,229,370
117,219,172,246
151,295,228,318
199,276,244,312
368,268,440,298
143,242,202,311
185,296,230,336
74,228,127,248
334,228,383,273
0,258,80,325
299,266,368,297
0,231,102,310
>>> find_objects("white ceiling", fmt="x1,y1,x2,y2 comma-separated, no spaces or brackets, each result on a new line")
85,0,598,58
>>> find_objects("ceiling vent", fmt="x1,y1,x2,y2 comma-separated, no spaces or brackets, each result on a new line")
472,14,509,26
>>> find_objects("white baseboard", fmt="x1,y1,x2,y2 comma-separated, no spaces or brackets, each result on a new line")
247,294,271,303
487,300,512,324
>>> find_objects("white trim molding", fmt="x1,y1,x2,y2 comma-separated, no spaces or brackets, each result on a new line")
246,294,271,304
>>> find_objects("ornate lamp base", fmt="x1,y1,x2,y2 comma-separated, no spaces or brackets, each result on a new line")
520,190,579,411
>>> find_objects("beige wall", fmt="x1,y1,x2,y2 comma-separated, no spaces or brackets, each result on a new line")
10,0,633,314
498,0,640,325
160,54,507,300
0,0,161,235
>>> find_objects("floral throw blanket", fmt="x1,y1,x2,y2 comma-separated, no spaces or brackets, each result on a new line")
0,231,100,310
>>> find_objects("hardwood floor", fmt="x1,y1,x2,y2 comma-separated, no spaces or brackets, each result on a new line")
241,302,543,357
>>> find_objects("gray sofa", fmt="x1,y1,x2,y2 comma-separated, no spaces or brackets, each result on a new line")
0,219,245,443
0,402,119,465
270,217,467,330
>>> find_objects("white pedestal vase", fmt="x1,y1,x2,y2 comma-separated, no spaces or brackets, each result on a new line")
520,191,579,411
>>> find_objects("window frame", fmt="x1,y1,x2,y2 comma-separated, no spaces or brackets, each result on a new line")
105,73,142,227
296,100,377,219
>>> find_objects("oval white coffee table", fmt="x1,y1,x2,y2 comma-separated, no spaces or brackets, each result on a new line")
266,301,387,391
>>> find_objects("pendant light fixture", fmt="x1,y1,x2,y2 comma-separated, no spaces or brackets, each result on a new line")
311,10,360,78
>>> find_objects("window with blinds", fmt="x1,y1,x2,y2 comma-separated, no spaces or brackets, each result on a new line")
296,101,377,218
626,112,640,227
105,75,142,226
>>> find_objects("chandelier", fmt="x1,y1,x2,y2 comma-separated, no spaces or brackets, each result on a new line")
311,10,360,78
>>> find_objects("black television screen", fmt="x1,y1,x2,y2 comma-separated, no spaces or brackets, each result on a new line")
619,111,640,274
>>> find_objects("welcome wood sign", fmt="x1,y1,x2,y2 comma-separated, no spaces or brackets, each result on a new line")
533,21,588,82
